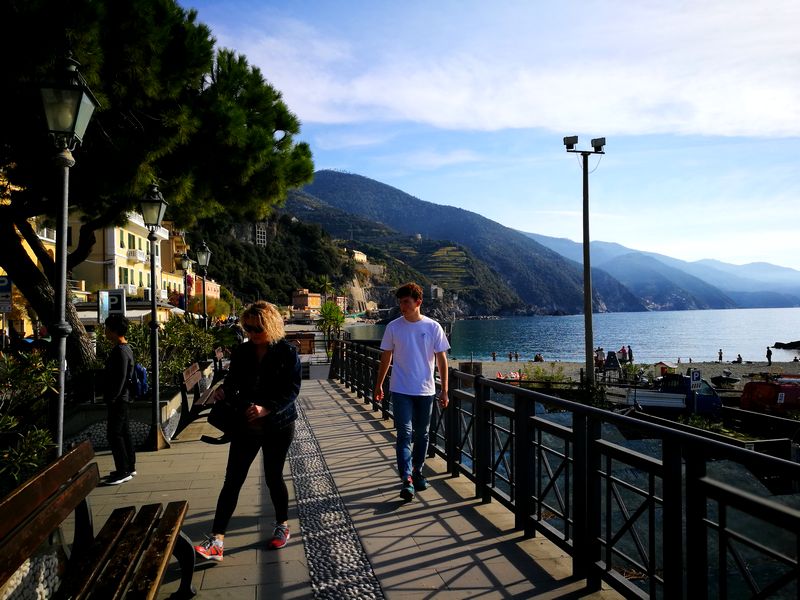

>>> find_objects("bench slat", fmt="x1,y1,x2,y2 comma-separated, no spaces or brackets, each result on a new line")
0,440,94,540
0,462,99,587
57,506,136,600
126,501,190,599
88,504,162,600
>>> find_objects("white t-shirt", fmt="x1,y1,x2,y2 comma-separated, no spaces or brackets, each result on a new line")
380,315,450,395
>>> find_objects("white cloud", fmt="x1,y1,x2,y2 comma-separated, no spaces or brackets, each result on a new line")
212,1,800,137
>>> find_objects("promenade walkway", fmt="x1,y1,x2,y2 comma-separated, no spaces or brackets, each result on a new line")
86,374,621,599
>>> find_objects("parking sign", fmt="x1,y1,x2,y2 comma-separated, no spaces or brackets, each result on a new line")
690,369,702,391
0,276,12,313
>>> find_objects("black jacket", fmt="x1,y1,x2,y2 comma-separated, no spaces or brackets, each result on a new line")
103,343,135,403
222,339,301,430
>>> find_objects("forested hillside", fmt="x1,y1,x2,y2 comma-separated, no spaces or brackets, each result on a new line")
300,170,646,314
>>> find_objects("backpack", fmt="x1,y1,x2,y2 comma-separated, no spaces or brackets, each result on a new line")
129,363,149,400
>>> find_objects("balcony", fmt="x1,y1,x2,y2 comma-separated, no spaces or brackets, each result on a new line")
144,254,161,268
119,284,138,296
160,289,168,300
126,249,147,263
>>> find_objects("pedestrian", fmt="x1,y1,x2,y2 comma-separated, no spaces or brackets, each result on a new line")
619,345,628,363
194,301,302,561
374,282,450,501
102,314,137,485
767,346,773,366
514,351,519,362
491,351,496,361
627,345,633,364
718,349,723,362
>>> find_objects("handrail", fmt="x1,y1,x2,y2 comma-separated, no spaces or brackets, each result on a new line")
331,339,800,599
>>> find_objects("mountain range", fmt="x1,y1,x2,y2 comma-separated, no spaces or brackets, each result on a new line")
285,170,800,316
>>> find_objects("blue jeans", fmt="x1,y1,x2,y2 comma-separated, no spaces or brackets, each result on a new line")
392,392,434,481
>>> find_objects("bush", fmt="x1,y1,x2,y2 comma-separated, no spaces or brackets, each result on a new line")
0,352,57,497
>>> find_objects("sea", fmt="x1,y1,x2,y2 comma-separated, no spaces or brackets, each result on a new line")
344,307,800,365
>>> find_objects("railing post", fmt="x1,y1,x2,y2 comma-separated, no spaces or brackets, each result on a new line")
662,438,685,600
514,390,533,534
685,446,708,599
355,344,363,398
446,368,459,477
474,375,491,502
572,412,591,581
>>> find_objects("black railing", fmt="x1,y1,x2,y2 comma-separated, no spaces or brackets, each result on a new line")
330,339,800,599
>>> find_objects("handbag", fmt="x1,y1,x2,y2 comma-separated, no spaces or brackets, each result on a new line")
207,397,240,434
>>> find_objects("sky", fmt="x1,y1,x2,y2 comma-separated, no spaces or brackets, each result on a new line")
184,1,800,271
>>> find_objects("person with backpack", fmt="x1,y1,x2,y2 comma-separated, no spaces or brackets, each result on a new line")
103,314,137,485
194,301,301,562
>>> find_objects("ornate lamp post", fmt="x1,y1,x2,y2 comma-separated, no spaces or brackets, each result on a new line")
564,136,606,386
180,252,191,312
140,185,169,450
196,241,211,330
40,56,99,456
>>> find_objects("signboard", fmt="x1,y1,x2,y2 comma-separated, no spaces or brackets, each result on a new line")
107,289,126,316
0,276,12,313
690,369,702,391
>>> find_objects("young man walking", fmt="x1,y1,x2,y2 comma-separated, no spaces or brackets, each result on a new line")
103,314,137,485
374,282,450,501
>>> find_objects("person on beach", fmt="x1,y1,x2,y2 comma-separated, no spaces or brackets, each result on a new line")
491,351,496,361
627,345,634,364
194,301,301,561
718,349,723,362
514,351,519,362
102,314,137,486
374,282,450,501
508,351,513,361
767,347,773,366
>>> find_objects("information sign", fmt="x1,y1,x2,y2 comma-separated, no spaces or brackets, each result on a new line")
690,369,702,391
0,276,12,313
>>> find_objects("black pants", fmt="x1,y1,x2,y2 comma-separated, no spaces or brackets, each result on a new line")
212,422,295,534
107,400,136,474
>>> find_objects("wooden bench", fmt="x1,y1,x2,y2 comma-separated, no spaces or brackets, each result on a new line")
0,440,196,599
176,362,224,435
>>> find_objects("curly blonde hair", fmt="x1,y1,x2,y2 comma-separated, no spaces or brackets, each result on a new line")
240,301,285,344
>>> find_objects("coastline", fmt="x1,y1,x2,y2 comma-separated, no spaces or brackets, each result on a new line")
461,359,800,390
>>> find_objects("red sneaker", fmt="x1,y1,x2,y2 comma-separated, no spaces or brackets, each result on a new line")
194,536,224,561
268,523,290,549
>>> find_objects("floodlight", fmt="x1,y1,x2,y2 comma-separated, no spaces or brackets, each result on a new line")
563,136,578,150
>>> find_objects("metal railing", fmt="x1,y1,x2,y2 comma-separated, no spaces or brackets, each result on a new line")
330,339,800,599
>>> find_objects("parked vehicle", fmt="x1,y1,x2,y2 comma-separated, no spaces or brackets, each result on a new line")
740,379,800,415
625,373,721,416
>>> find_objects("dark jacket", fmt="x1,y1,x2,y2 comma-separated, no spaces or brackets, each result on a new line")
103,343,135,403
222,339,301,430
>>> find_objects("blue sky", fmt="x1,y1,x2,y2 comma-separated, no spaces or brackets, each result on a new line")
184,1,800,270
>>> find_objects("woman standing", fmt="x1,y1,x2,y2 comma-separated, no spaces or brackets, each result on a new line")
194,301,301,561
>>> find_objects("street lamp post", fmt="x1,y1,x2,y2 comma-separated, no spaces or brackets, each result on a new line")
196,241,211,330
564,136,606,386
140,185,169,450
40,57,99,456
180,252,191,313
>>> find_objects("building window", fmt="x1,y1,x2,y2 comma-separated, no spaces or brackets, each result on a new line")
255,223,267,246
118,266,124,284
147,273,151,287
119,229,125,248
138,271,143,287
138,237,142,250
128,233,135,249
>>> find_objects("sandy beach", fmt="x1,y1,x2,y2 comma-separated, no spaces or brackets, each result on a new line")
460,359,800,390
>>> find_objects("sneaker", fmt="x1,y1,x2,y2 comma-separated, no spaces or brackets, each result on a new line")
194,536,224,561
412,471,429,491
105,472,133,485
268,523,291,549
105,470,137,480
400,476,415,501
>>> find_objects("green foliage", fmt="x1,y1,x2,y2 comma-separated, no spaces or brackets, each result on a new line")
316,301,345,356
521,361,571,384
193,214,353,306
160,318,215,383
0,353,57,497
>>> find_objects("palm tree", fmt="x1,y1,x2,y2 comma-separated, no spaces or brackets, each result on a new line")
316,301,345,358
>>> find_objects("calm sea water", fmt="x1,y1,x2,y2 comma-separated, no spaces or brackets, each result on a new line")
345,307,800,364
